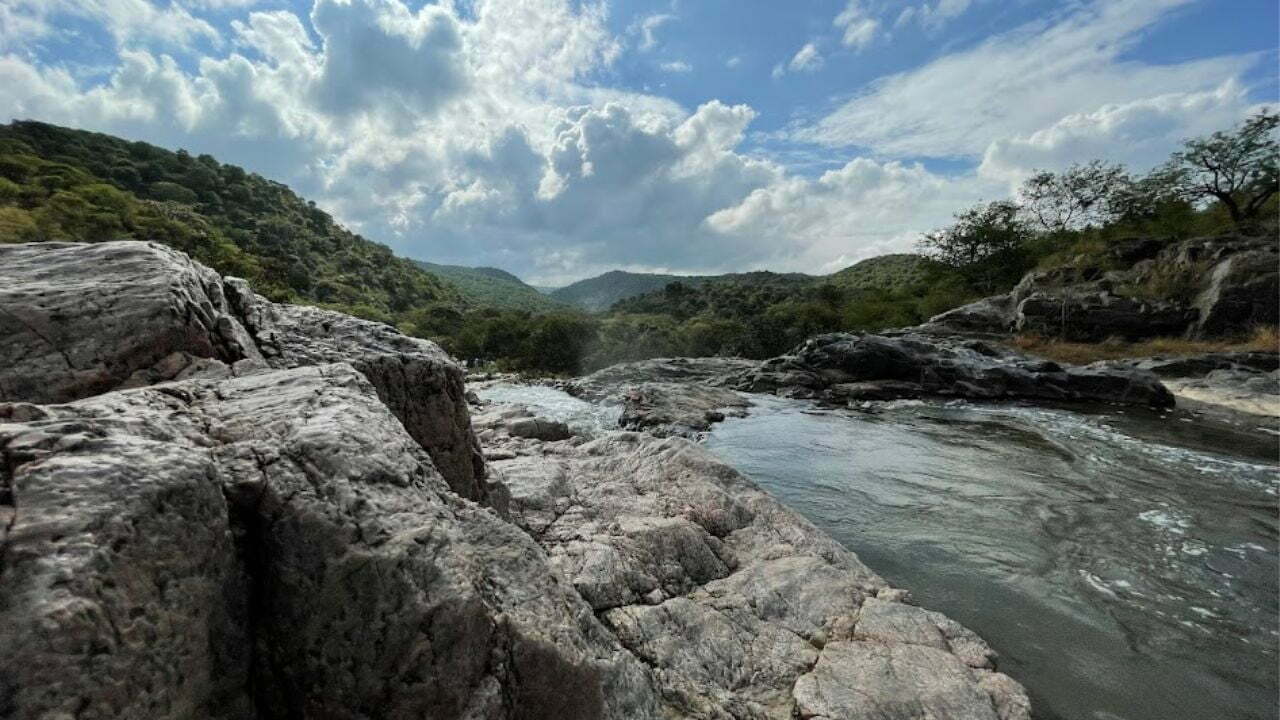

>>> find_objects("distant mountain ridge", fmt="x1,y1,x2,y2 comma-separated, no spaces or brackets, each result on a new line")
414,261,570,312
547,256,926,312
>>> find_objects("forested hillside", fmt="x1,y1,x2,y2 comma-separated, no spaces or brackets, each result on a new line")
416,261,569,312
0,120,458,324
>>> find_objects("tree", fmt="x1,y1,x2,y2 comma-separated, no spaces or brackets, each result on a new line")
918,200,1031,292
1018,161,1129,232
1161,110,1279,225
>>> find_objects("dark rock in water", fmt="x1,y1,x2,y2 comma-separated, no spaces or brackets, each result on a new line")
729,333,1175,407
0,365,662,719
508,415,573,440
567,357,757,437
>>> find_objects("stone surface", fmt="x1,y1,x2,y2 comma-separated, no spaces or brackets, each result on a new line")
0,365,659,720
920,234,1278,342
0,241,262,404
728,332,1175,407
566,357,758,437
508,416,573,441
225,279,488,503
474,406,1031,720
0,241,486,504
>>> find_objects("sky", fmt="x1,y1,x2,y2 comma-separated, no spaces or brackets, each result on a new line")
1,0,1276,285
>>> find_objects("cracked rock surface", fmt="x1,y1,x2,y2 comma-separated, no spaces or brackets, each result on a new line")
475,403,1032,719
0,365,658,720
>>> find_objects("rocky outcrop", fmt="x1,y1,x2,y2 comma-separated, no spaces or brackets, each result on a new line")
727,332,1174,407
0,241,264,404
0,365,657,719
1099,352,1280,418
0,241,1033,719
0,241,486,503
921,234,1278,342
473,404,1032,719
567,358,757,438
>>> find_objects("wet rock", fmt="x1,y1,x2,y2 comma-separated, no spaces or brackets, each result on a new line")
617,383,751,437
729,333,1174,408
568,357,758,402
0,365,660,720
508,416,573,441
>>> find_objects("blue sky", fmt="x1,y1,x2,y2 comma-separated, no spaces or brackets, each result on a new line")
1,0,1275,284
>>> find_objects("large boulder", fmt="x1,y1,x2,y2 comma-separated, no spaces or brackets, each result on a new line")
0,241,487,504
1192,246,1280,337
0,241,263,404
224,280,487,502
473,408,1032,720
729,333,1174,407
0,365,660,719
1014,290,1195,342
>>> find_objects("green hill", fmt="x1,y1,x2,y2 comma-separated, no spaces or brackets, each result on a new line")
827,253,928,290
550,269,814,312
0,120,457,324
415,261,570,312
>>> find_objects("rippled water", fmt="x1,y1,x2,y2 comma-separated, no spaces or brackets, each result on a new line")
474,383,622,435
476,384,1280,720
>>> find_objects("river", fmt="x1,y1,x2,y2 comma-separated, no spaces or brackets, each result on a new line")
475,384,1279,720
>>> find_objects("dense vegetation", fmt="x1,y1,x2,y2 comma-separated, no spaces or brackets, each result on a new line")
415,261,570,313
0,121,458,323
3,113,1273,376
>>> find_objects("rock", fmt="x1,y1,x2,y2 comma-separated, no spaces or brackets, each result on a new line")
792,642,1020,720
568,357,758,402
0,241,262,404
617,383,751,438
478,418,1031,719
508,416,573,441
0,365,661,719
224,278,488,503
1014,290,1195,342
920,295,1017,335
1192,246,1280,337
729,333,1174,408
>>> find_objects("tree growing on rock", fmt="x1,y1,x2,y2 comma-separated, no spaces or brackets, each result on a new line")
1158,110,1279,226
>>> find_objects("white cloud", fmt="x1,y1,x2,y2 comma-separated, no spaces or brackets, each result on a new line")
725,55,741,69
631,13,675,52
707,158,1000,272
902,0,978,31
794,0,1256,158
979,80,1270,185
5,0,222,51
659,60,692,73
788,42,823,73
834,1,880,51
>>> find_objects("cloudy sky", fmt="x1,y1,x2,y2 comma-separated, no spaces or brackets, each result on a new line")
2,0,1275,284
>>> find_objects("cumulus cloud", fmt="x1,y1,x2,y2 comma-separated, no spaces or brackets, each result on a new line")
0,0,1263,284
795,0,1256,158
896,0,979,31
979,80,1269,186
834,1,880,51
659,60,692,73
707,158,999,272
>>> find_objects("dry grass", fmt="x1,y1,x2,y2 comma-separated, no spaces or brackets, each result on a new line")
1009,326,1280,365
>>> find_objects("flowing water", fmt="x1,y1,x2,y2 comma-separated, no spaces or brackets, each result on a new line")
478,384,1280,720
